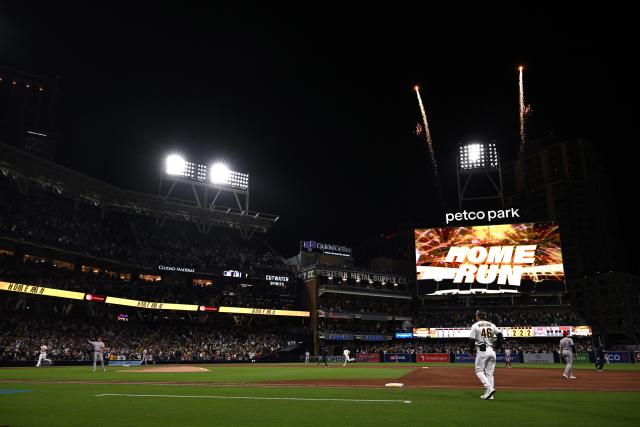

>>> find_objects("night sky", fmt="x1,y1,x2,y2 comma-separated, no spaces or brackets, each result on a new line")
1,5,635,255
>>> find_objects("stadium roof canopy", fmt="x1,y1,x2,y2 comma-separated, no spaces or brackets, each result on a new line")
0,142,278,238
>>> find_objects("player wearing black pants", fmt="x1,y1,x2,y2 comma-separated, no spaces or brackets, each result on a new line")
595,345,606,371
316,346,329,367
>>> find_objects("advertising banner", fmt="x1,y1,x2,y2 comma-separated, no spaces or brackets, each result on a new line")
219,307,310,317
605,352,631,364
395,332,413,339
415,222,565,295
416,353,450,363
496,353,520,363
453,353,475,363
319,333,353,341
574,352,590,363
635,352,640,364
105,296,198,311
355,334,390,342
522,353,555,363
0,281,85,300
383,353,413,363
107,360,143,366
356,353,381,363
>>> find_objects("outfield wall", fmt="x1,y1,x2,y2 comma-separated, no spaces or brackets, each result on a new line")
348,351,636,364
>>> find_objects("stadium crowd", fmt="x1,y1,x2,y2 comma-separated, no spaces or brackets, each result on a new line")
415,308,583,328
353,339,593,355
0,315,294,363
0,254,298,310
0,180,287,274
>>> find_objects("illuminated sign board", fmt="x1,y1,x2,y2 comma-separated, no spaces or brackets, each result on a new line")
223,270,245,278
415,222,565,294
0,281,84,300
198,305,219,312
265,274,289,287
158,265,196,273
395,332,413,339
302,241,352,257
218,306,310,317
105,296,198,311
412,325,591,338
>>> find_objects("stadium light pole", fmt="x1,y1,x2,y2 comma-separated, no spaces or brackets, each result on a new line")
456,142,503,210
158,154,254,237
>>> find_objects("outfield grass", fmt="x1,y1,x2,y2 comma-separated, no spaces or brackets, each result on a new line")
1,364,639,426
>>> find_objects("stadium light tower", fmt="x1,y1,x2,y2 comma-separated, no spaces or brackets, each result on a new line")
159,154,255,236
456,142,503,209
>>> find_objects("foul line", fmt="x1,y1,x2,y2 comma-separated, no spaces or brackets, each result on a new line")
95,393,411,404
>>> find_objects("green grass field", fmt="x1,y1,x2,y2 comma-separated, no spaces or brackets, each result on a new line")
1,364,639,426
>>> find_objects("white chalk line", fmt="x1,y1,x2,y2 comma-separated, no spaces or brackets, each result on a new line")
95,393,411,403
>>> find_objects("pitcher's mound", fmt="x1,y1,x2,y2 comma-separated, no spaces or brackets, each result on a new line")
122,365,209,373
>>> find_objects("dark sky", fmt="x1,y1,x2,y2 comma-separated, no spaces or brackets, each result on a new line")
1,4,635,254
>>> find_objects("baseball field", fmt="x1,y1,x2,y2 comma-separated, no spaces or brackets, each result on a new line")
1,363,639,426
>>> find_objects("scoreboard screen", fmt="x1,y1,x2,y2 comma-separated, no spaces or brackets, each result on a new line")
415,222,565,295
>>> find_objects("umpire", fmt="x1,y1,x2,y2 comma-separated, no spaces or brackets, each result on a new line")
317,346,329,367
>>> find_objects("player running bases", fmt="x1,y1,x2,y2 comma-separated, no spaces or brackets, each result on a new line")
36,344,52,367
342,348,355,366
469,310,503,400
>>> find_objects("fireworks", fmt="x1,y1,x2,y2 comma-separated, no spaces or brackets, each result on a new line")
414,86,439,177
518,66,532,156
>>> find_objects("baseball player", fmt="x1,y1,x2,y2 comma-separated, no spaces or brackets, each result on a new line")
559,331,576,379
36,344,52,367
342,348,354,366
88,337,106,372
316,346,329,367
595,345,606,371
304,350,310,364
142,349,149,367
504,347,512,368
469,310,503,400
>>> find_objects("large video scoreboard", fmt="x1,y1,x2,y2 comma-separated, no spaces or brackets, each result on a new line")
415,222,565,295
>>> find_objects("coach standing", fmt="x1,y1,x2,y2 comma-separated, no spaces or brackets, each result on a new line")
559,331,576,379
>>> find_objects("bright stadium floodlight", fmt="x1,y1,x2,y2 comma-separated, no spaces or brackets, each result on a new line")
210,163,230,184
458,142,498,170
210,163,249,189
166,154,186,176
456,141,503,209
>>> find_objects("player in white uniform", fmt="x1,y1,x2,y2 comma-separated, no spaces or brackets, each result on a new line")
304,350,310,364
142,349,149,367
342,349,354,366
468,310,503,400
504,348,512,368
88,337,106,372
559,331,576,379
36,345,52,367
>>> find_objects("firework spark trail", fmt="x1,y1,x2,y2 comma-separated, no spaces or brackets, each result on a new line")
518,66,526,155
414,86,439,177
